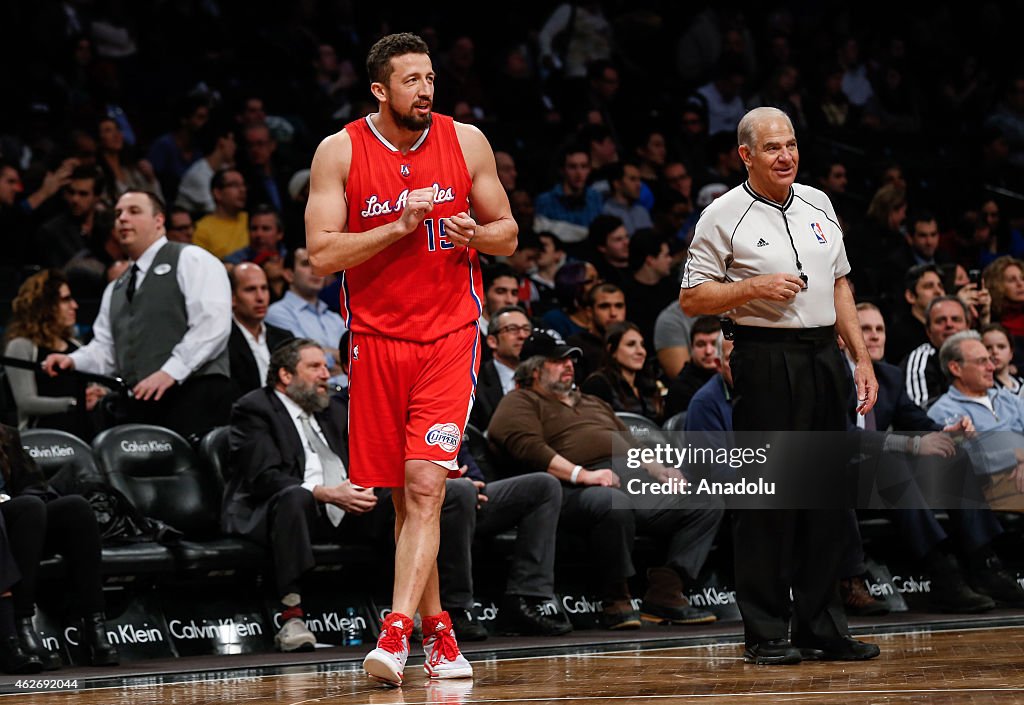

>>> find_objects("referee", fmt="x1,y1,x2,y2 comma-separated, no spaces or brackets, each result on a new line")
680,107,880,665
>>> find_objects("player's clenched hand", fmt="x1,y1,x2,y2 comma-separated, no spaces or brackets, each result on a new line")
444,212,477,247
398,187,435,234
749,273,805,302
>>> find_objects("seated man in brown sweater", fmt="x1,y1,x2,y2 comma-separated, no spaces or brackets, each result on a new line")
487,330,724,629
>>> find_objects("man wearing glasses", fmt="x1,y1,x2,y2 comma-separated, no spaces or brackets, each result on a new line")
470,306,531,429
165,207,196,244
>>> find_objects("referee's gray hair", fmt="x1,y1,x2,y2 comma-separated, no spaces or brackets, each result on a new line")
938,329,982,383
737,107,794,150
514,355,547,388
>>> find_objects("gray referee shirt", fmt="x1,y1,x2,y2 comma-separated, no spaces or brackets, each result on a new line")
682,182,851,328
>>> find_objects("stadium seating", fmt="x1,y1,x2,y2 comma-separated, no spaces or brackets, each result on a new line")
20,428,177,581
615,411,671,447
662,411,687,432
92,424,263,578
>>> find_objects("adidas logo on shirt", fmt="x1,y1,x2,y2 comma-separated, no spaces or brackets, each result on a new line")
756,238,769,247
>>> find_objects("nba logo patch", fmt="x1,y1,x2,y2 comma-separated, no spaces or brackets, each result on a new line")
352,344,359,361
811,222,827,244
400,164,411,178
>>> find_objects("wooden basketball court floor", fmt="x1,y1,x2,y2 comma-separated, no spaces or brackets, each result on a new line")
2,616,1023,704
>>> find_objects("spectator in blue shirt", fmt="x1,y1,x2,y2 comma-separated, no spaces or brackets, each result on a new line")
533,145,604,247
683,333,733,433
265,247,347,386
928,330,1024,511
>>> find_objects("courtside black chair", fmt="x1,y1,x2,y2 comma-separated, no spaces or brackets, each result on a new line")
93,424,263,577
22,428,176,580
20,428,102,484
662,411,687,432
464,423,500,482
197,425,231,485
201,424,373,573
615,411,671,447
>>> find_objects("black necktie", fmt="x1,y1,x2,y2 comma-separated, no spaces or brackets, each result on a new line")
126,264,139,303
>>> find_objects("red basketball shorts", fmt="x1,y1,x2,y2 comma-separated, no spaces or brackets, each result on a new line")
346,323,480,487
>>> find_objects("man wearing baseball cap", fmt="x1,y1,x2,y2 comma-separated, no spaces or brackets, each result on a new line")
488,329,723,629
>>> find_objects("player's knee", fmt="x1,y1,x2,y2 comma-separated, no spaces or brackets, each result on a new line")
403,466,447,515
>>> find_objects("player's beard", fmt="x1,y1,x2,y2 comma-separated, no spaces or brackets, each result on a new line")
390,102,432,131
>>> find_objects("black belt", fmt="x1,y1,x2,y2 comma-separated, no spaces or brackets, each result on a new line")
732,324,836,343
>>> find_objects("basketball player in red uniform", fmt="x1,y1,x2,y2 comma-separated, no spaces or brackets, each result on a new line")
305,33,517,686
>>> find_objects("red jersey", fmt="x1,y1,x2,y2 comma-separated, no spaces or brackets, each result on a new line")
342,113,482,342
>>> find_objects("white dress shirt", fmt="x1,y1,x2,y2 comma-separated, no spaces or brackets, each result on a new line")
234,317,270,385
494,359,516,395
70,236,232,382
274,390,346,492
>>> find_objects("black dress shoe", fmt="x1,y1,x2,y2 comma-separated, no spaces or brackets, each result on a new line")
448,608,489,642
16,618,62,671
743,639,801,665
970,553,1024,607
598,600,641,630
641,598,717,625
81,613,119,667
496,596,573,637
926,549,996,613
793,635,880,661
0,635,43,674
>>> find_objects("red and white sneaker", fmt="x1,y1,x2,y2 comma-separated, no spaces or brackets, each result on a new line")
363,612,412,686
422,611,473,679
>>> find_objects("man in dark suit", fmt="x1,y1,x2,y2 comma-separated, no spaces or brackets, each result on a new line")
844,304,1020,612
885,264,945,366
470,305,531,430
224,338,380,652
883,210,952,307
226,339,568,655
228,263,294,401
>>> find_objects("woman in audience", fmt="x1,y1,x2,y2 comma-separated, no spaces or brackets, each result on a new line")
96,116,163,204
581,321,664,423
3,270,107,440
984,256,1024,368
982,323,1023,395
976,198,1024,267
0,424,118,669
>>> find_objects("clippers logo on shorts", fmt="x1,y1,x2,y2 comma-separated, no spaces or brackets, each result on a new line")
811,222,827,244
424,423,461,453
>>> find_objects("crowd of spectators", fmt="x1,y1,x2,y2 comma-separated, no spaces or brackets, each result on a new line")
1,0,1024,671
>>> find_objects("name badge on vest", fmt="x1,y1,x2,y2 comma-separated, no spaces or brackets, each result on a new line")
153,263,172,276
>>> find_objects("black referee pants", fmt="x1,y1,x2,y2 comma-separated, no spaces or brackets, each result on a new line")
730,326,852,646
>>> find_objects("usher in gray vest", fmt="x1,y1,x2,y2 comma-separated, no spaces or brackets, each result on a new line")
109,242,229,386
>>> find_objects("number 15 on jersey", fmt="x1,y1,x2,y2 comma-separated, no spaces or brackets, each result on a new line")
424,218,454,252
